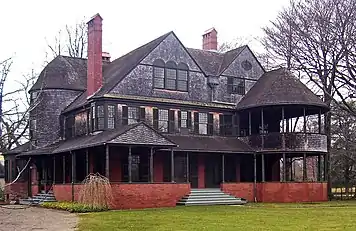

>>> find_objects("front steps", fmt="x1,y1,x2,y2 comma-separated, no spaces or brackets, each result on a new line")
19,190,56,205
177,188,247,206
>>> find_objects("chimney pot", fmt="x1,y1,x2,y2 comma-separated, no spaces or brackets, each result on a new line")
87,13,103,97
202,28,218,51
102,52,111,62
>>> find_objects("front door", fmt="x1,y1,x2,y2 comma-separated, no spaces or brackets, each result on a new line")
189,155,199,188
205,155,222,188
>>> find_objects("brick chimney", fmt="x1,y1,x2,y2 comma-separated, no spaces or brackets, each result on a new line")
202,28,218,50
87,13,103,97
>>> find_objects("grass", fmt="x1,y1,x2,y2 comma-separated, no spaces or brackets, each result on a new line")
78,201,356,231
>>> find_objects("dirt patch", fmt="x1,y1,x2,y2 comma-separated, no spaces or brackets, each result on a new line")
0,205,78,231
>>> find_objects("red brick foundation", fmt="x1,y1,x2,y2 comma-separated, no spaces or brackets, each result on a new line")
31,185,39,196
4,182,28,201
53,183,190,209
221,182,328,202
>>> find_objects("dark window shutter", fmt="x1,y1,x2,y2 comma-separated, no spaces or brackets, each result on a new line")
194,112,199,134
153,108,159,130
219,114,224,136
227,77,233,93
187,111,192,128
208,113,214,135
168,110,175,133
139,107,146,122
122,106,128,125
178,111,181,128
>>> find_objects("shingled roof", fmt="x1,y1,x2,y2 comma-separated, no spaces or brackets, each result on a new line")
30,56,87,92
236,68,328,110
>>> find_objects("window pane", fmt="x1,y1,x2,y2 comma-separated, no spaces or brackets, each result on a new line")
154,67,164,78
199,124,207,135
177,70,188,81
166,69,177,79
98,118,105,130
108,118,115,129
108,105,115,117
166,79,176,90
97,105,104,117
180,111,187,128
177,80,187,91
128,107,138,125
154,78,164,88
159,121,168,132
199,113,208,124
159,109,169,132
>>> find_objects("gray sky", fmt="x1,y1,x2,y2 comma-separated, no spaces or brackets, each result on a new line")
1,0,288,82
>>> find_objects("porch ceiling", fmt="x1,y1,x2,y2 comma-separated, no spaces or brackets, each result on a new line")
164,135,254,154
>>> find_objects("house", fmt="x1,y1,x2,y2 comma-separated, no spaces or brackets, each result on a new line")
2,14,328,208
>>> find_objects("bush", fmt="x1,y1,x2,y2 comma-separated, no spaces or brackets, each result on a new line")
0,187,3,201
41,201,108,213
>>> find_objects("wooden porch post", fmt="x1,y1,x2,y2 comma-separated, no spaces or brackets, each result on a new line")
85,149,89,177
261,108,264,148
186,152,189,183
281,107,285,133
221,154,225,183
62,155,66,184
303,153,307,182
261,154,265,182
150,147,154,183
282,153,286,182
323,154,327,181
318,109,322,134
128,146,132,183
42,158,47,189
71,151,76,202
248,111,252,136
105,144,110,180
53,156,56,185
303,107,307,133
171,149,175,183
253,153,257,202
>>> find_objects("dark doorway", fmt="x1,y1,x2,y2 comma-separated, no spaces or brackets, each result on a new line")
205,155,222,188
189,154,198,188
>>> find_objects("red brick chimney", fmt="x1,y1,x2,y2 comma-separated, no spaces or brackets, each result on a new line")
202,28,218,50
87,13,103,96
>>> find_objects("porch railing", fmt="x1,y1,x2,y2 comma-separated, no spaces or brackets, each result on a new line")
239,132,327,152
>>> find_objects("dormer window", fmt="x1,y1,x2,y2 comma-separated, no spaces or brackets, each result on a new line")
227,77,245,95
153,59,188,91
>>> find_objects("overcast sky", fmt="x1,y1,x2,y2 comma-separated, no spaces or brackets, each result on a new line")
1,0,288,84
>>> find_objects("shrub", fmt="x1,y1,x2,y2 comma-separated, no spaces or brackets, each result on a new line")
42,201,108,213
0,187,3,201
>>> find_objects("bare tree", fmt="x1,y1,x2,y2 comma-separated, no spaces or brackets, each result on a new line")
46,19,87,60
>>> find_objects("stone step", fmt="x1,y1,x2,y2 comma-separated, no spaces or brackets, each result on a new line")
181,194,234,199
179,197,240,202
187,192,227,196
190,189,222,193
32,195,56,200
177,199,247,206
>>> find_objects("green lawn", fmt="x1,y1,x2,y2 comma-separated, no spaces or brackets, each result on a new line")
78,202,356,231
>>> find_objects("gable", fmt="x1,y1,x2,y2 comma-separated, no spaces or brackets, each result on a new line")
140,33,201,72
109,123,176,146
222,47,264,79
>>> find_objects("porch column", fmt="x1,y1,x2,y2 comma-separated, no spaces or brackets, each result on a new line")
253,153,257,202
71,152,76,183
282,153,286,182
248,111,252,136
105,144,110,180
261,154,265,182
62,155,66,184
53,156,56,185
303,153,307,182
281,107,285,132
303,107,307,133
317,154,321,181
85,149,89,177
261,108,264,148
128,146,132,183
186,152,189,183
42,159,47,188
318,109,322,134
323,154,327,181
171,149,175,183
150,147,154,183
221,154,225,183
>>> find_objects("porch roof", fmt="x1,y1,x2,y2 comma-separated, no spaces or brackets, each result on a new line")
164,135,254,153
18,122,176,156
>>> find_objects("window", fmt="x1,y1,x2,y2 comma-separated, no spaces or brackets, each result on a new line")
75,112,87,136
199,113,208,135
153,59,189,91
158,109,169,132
227,77,245,95
107,105,115,129
29,119,37,139
65,116,74,139
97,105,105,130
153,59,165,89
91,104,95,131
220,114,233,136
180,111,188,128
177,63,188,91
30,91,39,103
128,107,139,125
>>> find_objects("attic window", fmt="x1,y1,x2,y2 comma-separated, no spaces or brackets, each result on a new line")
227,77,245,95
153,59,188,91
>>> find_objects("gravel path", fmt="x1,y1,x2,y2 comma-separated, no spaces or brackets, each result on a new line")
0,205,78,231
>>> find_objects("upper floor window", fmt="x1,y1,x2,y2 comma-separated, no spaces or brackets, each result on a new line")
158,109,169,132
227,77,245,95
153,108,174,133
199,113,208,135
194,112,213,135
178,111,191,128
122,106,145,125
30,91,39,103
97,105,105,130
75,112,87,136
29,119,37,140
220,114,233,136
65,116,74,139
107,105,116,129
153,59,188,91
128,107,139,125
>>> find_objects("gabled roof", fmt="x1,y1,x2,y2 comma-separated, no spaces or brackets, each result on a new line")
236,68,329,110
30,56,87,92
